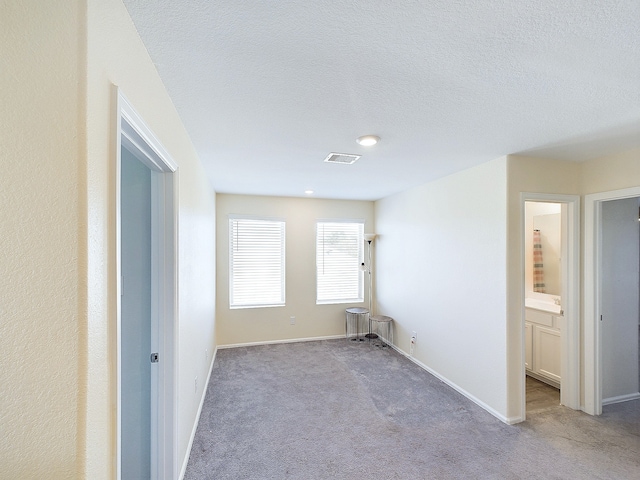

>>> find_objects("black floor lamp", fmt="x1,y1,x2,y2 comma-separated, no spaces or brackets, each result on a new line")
363,233,377,339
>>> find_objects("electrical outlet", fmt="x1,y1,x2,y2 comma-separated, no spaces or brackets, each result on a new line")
195,376,198,393
290,316,296,325
410,331,417,356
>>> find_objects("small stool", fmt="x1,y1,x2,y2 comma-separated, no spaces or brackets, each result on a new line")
370,315,393,347
345,307,369,342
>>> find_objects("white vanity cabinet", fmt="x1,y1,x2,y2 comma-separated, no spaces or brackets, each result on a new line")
525,308,561,388
524,322,533,370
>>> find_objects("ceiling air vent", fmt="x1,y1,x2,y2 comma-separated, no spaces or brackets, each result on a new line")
323,152,361,165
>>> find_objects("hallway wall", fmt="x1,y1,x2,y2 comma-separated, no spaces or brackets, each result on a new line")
581,147,640,194
85,0,217,476
1,1,217,478
1,2,83,477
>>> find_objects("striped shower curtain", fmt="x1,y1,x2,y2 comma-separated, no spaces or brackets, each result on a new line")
533,229,545,293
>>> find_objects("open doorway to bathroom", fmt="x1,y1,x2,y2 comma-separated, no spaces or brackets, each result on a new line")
524,201,563,413
521,194,580,419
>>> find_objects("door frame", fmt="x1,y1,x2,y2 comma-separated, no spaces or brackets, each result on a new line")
115,87,179,479
520,193,581,416
584,185,640,415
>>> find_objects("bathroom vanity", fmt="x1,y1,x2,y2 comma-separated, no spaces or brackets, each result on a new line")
525,303,561,388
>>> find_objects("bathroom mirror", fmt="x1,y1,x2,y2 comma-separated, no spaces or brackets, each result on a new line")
532,213,561,296
525,202,562,298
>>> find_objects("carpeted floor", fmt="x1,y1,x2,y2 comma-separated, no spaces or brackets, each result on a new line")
184,339,640,479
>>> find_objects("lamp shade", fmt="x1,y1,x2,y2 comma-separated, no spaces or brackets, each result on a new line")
364,233,377,242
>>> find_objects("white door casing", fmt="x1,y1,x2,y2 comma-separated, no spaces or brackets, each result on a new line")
520,193,580,420
584,186,640,415
116,87,179,480
585,193,640,414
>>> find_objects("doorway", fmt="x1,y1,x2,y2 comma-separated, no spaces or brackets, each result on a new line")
584,187,640,415
524,201,562,413
116,89,178,479
520,193,580,419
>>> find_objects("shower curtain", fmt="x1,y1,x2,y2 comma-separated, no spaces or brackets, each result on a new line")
533,229,545,293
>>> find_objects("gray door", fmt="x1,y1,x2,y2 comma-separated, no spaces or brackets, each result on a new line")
601,197,640,401
121,146,152,479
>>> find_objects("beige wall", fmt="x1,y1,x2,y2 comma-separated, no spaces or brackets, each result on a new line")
505,155,580,419
1,2,83,477
581,147,640,194
216,194,374,346
2,1,217,478
499,151,640,420
375,158,510,419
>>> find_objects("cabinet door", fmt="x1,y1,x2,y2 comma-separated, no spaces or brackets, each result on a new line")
534,325,561,383
525,322,533,371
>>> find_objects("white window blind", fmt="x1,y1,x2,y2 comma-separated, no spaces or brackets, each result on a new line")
316,221,364,304
229,217,285,308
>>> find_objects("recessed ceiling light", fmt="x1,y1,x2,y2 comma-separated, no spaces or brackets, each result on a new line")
305,189,314,195
356,135,380,147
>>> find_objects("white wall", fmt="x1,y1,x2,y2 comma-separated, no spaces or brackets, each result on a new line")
375,158,509,419
601,197,640,401
216,194,374,346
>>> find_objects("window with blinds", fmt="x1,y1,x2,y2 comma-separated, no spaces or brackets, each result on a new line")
316,221,364,304
229,216,285,308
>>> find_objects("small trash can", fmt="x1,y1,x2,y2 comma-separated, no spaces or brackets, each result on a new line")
345,307,369,342
370,315,393,347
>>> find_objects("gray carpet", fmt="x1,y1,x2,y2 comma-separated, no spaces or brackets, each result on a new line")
184,339,640,479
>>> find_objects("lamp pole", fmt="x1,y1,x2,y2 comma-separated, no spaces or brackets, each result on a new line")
364,235,378,339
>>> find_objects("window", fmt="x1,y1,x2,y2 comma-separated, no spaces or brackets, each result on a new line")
316,221,364,304
229,216,285,308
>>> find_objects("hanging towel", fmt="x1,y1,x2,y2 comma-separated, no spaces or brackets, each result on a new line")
533,229,545,293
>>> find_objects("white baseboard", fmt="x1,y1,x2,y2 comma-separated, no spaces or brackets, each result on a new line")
389,344,512,425
602,392,640,406
179,347,218,480
218,334,345,349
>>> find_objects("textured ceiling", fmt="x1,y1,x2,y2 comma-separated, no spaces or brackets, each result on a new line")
123,0,640,200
